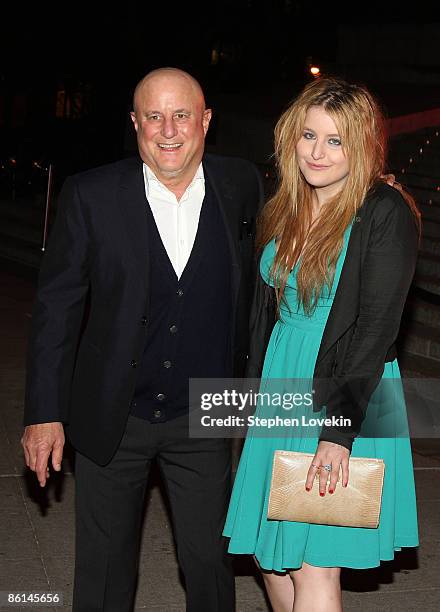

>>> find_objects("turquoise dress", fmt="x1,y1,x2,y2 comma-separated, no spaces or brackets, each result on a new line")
223,225,419,570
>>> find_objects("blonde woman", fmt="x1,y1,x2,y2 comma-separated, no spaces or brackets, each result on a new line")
223,78,420,611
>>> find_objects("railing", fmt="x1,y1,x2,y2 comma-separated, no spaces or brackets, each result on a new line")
0,157,55,253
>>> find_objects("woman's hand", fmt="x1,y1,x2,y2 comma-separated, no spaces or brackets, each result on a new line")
305,441,350,496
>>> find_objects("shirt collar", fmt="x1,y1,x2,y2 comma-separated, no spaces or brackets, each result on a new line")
143,162,204,199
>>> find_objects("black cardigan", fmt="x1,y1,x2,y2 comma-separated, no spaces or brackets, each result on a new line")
245,183,419,451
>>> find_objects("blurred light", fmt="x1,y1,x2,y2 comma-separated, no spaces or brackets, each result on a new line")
310,66,321,77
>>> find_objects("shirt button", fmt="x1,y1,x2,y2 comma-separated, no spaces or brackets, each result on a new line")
130,360,137,368
177,289,184,297
156,393,166,401
141,316,148,326
163,360,172,369
153,409,162,418
169,325,178,334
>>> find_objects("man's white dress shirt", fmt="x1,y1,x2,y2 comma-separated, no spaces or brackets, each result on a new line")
142,163,205,279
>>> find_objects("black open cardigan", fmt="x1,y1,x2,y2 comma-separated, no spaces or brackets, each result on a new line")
245,182,419,451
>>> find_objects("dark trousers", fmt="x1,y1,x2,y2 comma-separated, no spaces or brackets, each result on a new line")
72,414,235,612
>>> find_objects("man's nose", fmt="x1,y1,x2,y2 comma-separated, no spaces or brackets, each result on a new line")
161,117,177,139
311,140,325,160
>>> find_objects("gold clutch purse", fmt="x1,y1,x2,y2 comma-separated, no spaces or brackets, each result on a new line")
267,451,385,528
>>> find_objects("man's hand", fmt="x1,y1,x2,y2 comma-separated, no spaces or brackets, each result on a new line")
381,173,403,192
21,422,65,487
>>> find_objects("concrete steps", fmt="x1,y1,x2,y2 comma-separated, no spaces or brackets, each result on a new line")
420,203,440,220
422,234,440,256
423,217,440,236
400,173,439,190
416,250,440,277
389,151,440,174
406,185,440,204
399,290,440,374
398,350,440,377
415,273,440,296
396,157,440,176
400,318,440,362
386,127,440,373
403,293,440,328
388,127,440,156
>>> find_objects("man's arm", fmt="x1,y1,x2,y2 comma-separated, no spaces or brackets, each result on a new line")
23,176,90,484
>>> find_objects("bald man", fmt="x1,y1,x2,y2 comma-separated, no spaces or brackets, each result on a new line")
22,68,263,611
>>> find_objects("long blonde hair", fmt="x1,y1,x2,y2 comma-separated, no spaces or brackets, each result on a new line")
258,77,419,314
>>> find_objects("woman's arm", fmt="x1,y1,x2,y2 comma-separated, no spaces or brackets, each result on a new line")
319,190,419,451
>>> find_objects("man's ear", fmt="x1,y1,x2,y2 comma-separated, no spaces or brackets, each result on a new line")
130,111,138,131
203,108,212,135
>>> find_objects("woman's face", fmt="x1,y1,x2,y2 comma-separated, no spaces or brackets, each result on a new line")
296,105,349,200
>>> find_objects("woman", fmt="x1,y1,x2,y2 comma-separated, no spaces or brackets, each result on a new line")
223,78,420,611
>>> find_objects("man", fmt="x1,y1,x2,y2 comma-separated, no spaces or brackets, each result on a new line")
21,68,263,611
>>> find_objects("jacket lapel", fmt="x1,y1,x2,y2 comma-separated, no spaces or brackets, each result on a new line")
202,155,241,299
117,157,150,291
316,215,362,362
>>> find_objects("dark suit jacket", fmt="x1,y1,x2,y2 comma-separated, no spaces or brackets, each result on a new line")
245,183,419,450
24,154,263,465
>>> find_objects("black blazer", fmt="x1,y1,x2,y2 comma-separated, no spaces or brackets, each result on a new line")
24,154,263,465
246,183,419,450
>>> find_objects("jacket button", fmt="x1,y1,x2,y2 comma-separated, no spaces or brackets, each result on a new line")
156,393,166,401
130,360,137,368
177,288,184,297
169,325,178,334
141,316,148,326
153,409,162,418
163,360,172,369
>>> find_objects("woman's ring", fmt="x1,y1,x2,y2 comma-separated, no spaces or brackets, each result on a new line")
323,464,332,472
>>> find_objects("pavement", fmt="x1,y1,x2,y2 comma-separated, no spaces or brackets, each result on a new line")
1,266,440,612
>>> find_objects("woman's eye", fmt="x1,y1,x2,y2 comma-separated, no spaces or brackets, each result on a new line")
303,132,314,140
328,138,341,146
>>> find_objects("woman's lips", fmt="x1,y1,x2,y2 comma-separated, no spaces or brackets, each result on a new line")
306,161,330,170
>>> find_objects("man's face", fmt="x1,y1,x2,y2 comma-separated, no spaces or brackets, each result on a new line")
130,74,211,185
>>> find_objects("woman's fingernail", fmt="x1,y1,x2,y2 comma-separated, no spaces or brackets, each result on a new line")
329,489,334,494
319,492,325,497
